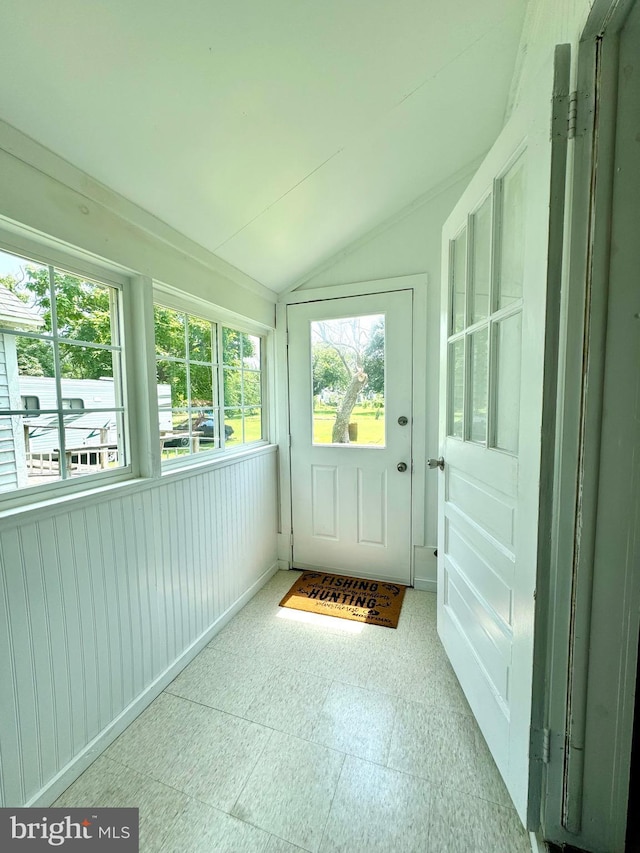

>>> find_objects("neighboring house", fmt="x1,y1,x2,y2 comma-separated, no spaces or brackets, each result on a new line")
0,283,43,489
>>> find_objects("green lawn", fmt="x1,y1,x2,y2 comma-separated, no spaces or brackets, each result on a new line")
313,404,385,445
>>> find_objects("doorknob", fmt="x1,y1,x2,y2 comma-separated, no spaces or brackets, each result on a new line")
397,416,408,426
427,457,445,471
397,462,408,472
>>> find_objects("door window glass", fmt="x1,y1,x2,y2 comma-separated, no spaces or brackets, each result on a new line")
493,313,522,453
470,195,492,324
311,314,385,446
447,155,525,453
448,339,464,439
497,156,526,310
469,328,489,443
451,228,467,334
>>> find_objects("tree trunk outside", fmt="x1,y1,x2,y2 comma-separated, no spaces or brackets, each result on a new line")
332,371,367,442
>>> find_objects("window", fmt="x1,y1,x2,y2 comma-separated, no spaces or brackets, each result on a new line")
154,304,264,463
0,248,127,496
20,395,40,411
446,155,525,453
222,328,263,446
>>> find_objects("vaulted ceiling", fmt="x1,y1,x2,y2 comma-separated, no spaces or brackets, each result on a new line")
1,1,527,291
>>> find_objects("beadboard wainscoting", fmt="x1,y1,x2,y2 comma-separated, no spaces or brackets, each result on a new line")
0,445,279,808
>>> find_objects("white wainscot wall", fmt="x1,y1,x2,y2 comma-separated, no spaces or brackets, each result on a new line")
0,446,279,807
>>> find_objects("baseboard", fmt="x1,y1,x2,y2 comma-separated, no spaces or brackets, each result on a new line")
28,559,281,808
414,578,437,592
529,831,550,852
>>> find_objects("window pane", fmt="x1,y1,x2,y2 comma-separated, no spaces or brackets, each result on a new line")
223,367,241,407
311,314,384,446
451,228,467,334
243,407,262,443
470,196,491,324
222,327,241,366
224,408,242,445
54,272,117,344
242,334,261,370
243,371,262,407
448,339,464,438
493,312,522,453
19,421,62,492
497,157,526,310
469,328,488,443
154,306,186,358
189,363,214,409
193,410,221,452
15,335,55,380
58,342,116,383
156,359,187,410
63,411,124,477
188,316,212,363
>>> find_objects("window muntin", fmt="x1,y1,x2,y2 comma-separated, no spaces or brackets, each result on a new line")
0,248,127,495
154,306,265,462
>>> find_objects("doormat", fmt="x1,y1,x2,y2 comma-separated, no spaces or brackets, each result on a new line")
280,571,407,629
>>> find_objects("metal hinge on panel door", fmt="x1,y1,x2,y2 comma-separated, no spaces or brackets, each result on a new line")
531,726,551,764
567,90,578,139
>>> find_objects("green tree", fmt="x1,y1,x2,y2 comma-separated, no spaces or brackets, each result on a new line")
312,345,349,397
363,320,384,394
3,267,257,411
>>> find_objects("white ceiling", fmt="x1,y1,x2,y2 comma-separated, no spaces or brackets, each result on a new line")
1,1,527,292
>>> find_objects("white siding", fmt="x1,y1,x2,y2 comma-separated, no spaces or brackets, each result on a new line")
0,446,279,807
0,335,19,490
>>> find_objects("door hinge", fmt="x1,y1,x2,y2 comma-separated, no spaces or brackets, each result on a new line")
285,329,290,347
567,90,578,139
290,532,294,547
531,726,551,764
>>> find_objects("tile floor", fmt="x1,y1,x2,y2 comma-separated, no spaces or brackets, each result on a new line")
54,570,531,852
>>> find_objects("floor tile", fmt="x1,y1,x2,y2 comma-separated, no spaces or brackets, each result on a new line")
427,787,530,853
319,755,432,853
244,666,332,738
387,699,511,807
311,682,397,764
232,730,345,853
158,796,278,852
104,692,271,811
165,647,274,715
306,632,373,688
52,755,188,851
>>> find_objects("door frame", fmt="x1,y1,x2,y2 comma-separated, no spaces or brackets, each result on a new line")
538,1,640,849
277,274,428,588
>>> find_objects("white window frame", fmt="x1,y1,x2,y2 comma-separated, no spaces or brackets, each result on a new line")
153,283,270,471
0,230,135,510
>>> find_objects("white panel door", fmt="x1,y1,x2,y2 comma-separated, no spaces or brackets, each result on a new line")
437,72,563,823
288,291,412,584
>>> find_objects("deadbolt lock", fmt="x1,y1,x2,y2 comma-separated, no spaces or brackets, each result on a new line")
397,416,408,426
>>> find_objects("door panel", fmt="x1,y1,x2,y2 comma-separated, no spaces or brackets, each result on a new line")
288,291,412,584
438,54,564,823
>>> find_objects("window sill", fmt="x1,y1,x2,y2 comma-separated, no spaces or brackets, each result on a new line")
0,443,277,530
160,441,276,482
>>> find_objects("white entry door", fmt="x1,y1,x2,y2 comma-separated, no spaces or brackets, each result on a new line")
437,62,565,823
288,291,412,584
